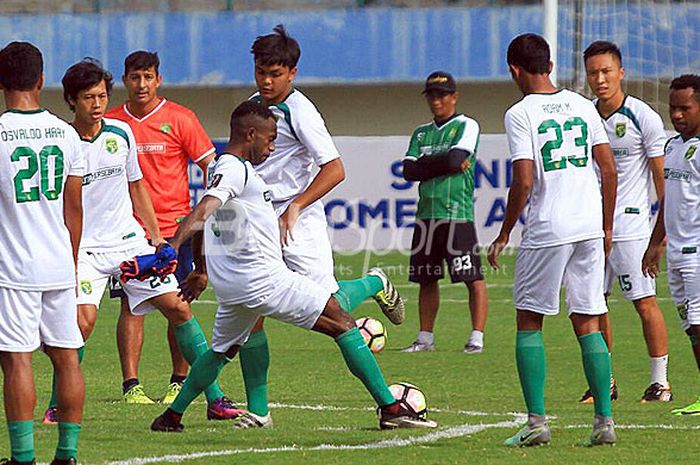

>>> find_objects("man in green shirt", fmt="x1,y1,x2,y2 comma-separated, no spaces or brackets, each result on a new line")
401,71,488,353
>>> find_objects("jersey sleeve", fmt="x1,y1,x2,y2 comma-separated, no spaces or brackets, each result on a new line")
124,124,143,182
293,103,340,166
504,106,534,161
405,129,421,159
640,107,667,159
66,129,85,177
587,104,610,147
452,118,480,154
203,157,247,204
178,109,216,164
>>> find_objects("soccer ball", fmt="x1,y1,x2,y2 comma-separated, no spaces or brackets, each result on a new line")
388,382,428,418
356,316,387,353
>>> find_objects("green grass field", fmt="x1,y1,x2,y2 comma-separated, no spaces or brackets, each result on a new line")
2,251,699,465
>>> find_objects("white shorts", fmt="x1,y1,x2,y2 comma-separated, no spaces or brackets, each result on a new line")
667,265,700,331
604,238,656,300
0,286,82,352
77,242,179,315
211,269,331,352
514,239,608,316
276,200,339,294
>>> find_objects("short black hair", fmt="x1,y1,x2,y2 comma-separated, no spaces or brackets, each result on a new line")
507,33,550,74
124,51,160,76
230,100,275,139
251,24,300,68
0,41,43,91
670,74,700,102
62,58,114,112
583,40,623,65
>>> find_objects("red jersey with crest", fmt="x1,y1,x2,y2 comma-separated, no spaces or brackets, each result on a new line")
106,98,215,237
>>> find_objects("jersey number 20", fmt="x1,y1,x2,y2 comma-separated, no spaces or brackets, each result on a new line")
11,145,64,203
538,117,588,172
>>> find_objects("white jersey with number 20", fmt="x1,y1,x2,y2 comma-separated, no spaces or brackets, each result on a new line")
0,109,84,290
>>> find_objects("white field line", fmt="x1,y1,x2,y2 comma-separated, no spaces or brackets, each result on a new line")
564,423,700,430
105,419,523,465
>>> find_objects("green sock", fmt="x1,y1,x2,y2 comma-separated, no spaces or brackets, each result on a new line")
171,349,230,415
174,318,226,404
579,332,612,417
516,330,547,416
335,328,395,406
334,276,383,313
55,422,81,460
239,330,270,416
49,346,85,410
7,420,34,462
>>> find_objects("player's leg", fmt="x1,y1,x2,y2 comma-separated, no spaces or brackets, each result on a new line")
239,317,269,418
41,289,86,463
670,266,700,415
404,219,442,352
44,305,94,424
579,254,618,404
565,239,615,446
505,245,570,447
151,303,258,432
128,274,241,419
46,254,107,421
0,287,48,463
310,294,436,428
445,221,487,353
634,296,671,401
116,297,152,403
1,352,36,464
163,237,193,404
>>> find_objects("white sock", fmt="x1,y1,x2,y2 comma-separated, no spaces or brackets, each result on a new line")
650,355,669,386
417,331,434,345
468,330,484,347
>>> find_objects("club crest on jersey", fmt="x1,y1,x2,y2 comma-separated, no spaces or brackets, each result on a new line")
685,145,697,160
80,280,92,295
160,123,172,134
263,190,272,202
105,138,118,154
615,123,626,137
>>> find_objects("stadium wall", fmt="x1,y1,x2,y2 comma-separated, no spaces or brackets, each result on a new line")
0,5,697,87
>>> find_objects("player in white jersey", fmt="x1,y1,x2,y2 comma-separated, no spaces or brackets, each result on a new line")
229,25,404,427
488,34,618,447
582,41,671,403
41,59,243,426
0,42,84,465
149,100,431,432
644,74,700,416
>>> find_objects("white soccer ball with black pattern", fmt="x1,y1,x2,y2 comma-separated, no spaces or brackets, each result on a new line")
388,382,428,418
356,316,387,353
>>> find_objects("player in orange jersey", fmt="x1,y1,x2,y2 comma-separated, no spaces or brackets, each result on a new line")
105,51,240,419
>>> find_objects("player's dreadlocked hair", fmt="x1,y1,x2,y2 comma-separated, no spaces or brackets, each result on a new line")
670,74,700,102
62,58,114,112
230,100,276,138
251,24,301,69
583,40,623,66
507,33,551,75
0,41,43,91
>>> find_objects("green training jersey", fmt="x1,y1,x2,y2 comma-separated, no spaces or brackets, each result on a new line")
405,113,480,221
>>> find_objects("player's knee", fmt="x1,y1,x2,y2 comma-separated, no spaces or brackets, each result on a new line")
634,297,661,318
323,299,356,336
0,352,32,374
